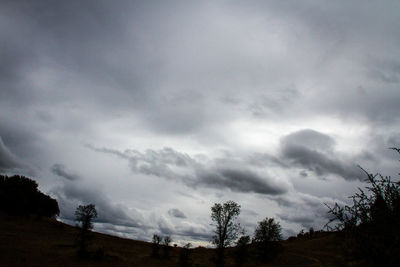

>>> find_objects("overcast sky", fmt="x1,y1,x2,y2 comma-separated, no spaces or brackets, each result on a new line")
1,0,400,245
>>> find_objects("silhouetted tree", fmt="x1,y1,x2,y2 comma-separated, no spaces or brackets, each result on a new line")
75,204,97,254
297,229,305,238
253,217,282,261
254,217,282,243
151,234,162,258
211,200,241,265
309,227,315,239
163,235,172,259
0,175,59,218
179,243,192,267
235,235,250,266
325,147,400,266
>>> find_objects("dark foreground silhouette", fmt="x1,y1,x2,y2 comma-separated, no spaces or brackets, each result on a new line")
0,212,347,267
0,175,59,218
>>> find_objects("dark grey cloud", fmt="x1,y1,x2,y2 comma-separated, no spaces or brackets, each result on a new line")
246,152,288,168
282,129,335,153
277,213,314,227
88,145,288,195
168,208,187,219
52,181,143,229
248,87,301,117
174,227,212,242
0,119,41,160
157,217,212,242
51,163,79,181
0,136,21,172
272,192,341,230
281,129,364,180
0,0,228,137
299,170,308,177
1,0,400,243
197,168,286,195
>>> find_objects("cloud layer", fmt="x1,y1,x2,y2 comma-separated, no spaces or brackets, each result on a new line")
1,0,399,243
87,145,288,195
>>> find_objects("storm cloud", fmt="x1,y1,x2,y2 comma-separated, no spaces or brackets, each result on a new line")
197,168,286,195
52,179,144,229
281,129,364,180
1,0,399,243
87,145,288,195
0,136,21,172
51,163,79,181
168,208,187,219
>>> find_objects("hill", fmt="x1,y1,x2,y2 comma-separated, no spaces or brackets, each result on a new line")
0,212,349,266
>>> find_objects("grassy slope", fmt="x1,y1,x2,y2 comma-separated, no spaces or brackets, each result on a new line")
0,213,348,266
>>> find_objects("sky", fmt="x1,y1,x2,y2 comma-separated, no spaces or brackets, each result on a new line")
1,0,400,246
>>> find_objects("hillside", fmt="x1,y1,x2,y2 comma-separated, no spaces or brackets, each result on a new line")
0,212,350,266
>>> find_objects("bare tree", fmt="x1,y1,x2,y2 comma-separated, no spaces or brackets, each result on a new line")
151,234,162,257
211,200,241,265
163,236,172,258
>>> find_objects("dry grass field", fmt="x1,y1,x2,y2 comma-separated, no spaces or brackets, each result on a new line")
0,212,352,266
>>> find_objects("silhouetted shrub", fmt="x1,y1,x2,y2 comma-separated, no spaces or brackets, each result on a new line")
325,147,400,266
75,204,98,254
0,175,59,218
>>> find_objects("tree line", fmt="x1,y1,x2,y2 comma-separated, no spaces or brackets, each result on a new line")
210,200,282,265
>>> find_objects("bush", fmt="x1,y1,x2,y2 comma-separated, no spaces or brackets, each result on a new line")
0,175,59,218
325,147,400,266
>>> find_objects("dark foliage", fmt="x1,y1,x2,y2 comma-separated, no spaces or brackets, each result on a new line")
179,243,192,267
163,235,172,259
309,227,315,239
253,217,282,242
235,235,250,266
151,234,162,258
75,204,98,254
325,147,400,266
211,200,241,265
253,217,282,262
0,174,59,218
